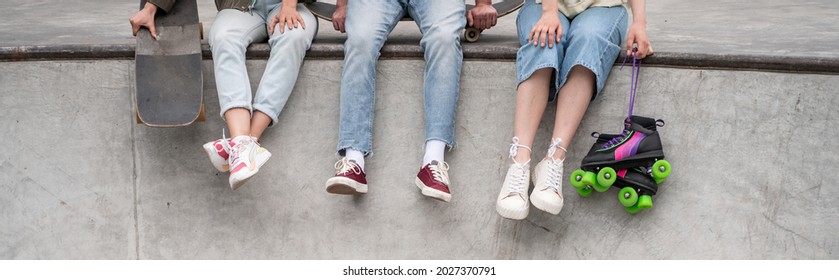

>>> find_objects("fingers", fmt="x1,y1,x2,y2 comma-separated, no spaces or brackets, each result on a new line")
625,33,636,56
636,40,648,58
149,22,157,40
637,40,653,59
467,10,474,27
279,16,286,34
334,17,345,33
132,21,140,37
338,17,346,33
490,14,497,29
528,24,537,43
540,27,548,47
269,17,278,34
298,14,305,29
548,27,555,48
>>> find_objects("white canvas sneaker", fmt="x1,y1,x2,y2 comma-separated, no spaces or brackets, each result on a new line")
497,162,531,220
530,158,564,215
496,137,532,220
530,138,566,215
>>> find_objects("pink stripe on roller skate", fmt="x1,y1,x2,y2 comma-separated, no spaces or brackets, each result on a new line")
614,132,646,160
618,169,627,178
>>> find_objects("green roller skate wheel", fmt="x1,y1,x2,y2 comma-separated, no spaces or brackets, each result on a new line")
580,171,597,186
570,169,587,189
637,195,653,209
654,177,665,185
652,160,671,182
624,204,642,214
576,185,594,197
618,187,638,207
590,171,610,192
581,171,608,192
596,167,617,189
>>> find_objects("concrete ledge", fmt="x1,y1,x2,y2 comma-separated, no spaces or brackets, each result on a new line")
3,43,839,74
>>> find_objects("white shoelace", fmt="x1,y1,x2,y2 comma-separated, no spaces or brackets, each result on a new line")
335,158,362,175
429,161,450,185
506,137,532,195
544,138,567,193
226,136,255,170
506,166,528,195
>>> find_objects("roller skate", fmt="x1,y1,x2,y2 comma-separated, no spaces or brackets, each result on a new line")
569,124,670,213
569,115,671,187
612,166,659,214
568,49,672,213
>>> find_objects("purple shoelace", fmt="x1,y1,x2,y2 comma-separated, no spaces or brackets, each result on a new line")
602,49,642,149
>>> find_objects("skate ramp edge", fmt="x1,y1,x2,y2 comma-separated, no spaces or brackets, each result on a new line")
2,42,839,74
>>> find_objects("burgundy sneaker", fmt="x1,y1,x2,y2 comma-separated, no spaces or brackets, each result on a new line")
415,160,451,202
325,157,368,195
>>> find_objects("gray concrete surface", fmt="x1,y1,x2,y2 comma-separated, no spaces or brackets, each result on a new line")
2,0,839,59
1,59,837,259
2,0,838,260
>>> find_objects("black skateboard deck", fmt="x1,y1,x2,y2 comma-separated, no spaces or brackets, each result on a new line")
135,0,205,127
304,0,525,42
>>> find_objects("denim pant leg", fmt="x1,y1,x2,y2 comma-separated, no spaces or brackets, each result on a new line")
209,9,268,120
560,6,628,98
515,0,570,101
252,3,318,126
336,0,405,156
407,0,466,148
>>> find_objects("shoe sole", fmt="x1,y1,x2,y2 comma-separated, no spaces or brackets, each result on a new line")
202,142,229,172
229,150,272,191
414,177,451,202
326,177,367,195
230,172,253,191
530,192,562,215
496,201,529,220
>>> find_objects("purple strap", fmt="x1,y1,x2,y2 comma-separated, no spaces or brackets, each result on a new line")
602,50,642,149
619,50,641,119
626,50,640,119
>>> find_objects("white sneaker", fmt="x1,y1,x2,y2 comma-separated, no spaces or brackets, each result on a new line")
202,138,233,172
227,136,271,190
530,138,566,215
530,158,564,215
497,163,530,220
497,137,533,220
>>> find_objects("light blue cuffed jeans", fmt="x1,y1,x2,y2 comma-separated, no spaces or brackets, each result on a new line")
209,1,317,126
337,0,466,156
516,0,627,101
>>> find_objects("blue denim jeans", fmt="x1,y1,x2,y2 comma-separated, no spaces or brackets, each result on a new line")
516,0,627,101
209,1,317,126
337,0,466,156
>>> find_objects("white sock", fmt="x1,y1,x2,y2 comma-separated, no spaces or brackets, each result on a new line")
345,148,365,171
422,140,446,166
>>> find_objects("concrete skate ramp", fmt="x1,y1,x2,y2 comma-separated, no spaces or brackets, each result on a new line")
1,59,837,259
0,0,838,259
